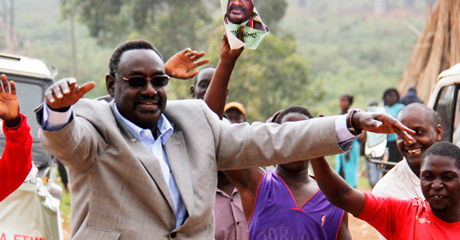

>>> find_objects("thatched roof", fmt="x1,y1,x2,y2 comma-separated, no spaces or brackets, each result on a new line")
399,0,460,103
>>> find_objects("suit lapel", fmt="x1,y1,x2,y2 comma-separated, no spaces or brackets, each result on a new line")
110,103,175,213
164,130,195,217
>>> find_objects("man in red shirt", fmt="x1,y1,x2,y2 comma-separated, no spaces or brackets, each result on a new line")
311,141,460,239
0,74,33,202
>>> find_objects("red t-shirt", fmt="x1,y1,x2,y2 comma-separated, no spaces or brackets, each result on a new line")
358,192,460,240
0,114,33,202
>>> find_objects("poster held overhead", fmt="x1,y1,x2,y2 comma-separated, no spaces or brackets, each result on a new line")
222,0,269,49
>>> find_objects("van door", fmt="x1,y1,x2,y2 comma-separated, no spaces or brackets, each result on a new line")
432,84,460,145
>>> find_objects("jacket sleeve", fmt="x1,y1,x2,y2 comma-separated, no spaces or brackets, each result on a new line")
0,114,33,201
35,100,109,173
198,102,346,170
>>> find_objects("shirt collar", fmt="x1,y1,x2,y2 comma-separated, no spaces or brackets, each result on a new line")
113,102,173,144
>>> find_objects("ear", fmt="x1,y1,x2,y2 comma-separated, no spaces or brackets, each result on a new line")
106,74,116,97
190,85,195,97
436,124,443,141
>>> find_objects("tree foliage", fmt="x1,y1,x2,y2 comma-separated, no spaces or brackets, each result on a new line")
64,0,316,121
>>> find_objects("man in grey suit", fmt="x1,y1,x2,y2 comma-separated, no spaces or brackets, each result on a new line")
36,39,415,239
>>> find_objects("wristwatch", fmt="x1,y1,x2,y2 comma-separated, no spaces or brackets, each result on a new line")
347,108,364,135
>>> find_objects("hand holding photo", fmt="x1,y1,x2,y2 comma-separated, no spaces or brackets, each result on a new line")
222,0,269,49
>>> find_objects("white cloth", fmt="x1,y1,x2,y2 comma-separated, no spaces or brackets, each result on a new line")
371,159,423,240
372,159,423,199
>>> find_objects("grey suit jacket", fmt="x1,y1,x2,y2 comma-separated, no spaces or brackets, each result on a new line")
36,99,345,239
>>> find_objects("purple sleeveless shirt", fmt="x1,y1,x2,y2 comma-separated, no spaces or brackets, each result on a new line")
248,170,344,240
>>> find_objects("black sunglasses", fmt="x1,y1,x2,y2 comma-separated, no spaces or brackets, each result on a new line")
115,74,170,87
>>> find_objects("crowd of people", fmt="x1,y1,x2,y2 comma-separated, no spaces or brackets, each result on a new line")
1,2,460,239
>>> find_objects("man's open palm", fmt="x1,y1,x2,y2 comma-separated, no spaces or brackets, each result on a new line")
165,49,210,79
0,74,19,122
46,78,95,111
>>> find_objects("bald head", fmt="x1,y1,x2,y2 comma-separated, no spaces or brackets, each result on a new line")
398,103,438,128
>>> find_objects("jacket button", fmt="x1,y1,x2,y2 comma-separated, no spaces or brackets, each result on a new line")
170,232,177,238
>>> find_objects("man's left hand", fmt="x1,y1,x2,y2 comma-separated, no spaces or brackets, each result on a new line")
220,26,245,63
165,49,210,79
352,112,415,144
0,74,20,127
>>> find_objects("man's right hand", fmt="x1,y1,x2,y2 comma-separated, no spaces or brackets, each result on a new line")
45,78,95,111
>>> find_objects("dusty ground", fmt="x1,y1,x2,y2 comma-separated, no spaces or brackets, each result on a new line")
348,213,380,240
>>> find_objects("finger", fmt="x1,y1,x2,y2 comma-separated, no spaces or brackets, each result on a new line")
9,81,16,95
76,82,96,98
0,75,5,94
192,59,210,68
189,51,199,60
196,51,206,58
60,80,71,94
45,89,56,103
1,74,8,93
53,84,64,99
183,48,192,55
68,79,80,94
0,74,7,91
392,121,416,135
182,70,200,79
237,26,244,42
394,128,415,145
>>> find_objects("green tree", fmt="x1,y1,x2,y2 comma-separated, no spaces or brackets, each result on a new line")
65,0,215,58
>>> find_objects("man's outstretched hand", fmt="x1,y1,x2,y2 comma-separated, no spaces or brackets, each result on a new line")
0,74,20,127
165,48,210,79
352,112,416,145
45,78,95,111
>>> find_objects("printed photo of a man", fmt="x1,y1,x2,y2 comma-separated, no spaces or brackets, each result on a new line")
224,0,269,32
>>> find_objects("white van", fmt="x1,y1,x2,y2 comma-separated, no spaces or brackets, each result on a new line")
0,53,55,171
427,63,460,146
0,53,63,240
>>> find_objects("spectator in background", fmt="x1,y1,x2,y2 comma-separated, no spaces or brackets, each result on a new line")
400,85,423,106
190,32,247,240
190,66,217,100
224,102,246,124
364,98,383,188
221,106,351,240
0,74,33,202
54,157,69,192
383,88,405,171
215,101,248,240
335,94,360,188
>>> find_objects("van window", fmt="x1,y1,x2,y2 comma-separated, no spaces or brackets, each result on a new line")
433,85,456,142
0,81,44,139
453,88,460,147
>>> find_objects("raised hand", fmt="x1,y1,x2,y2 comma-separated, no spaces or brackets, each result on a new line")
0,74,20,127
45,78,96,111
352,112,415,145
220,26,245,63
165,48,210,79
